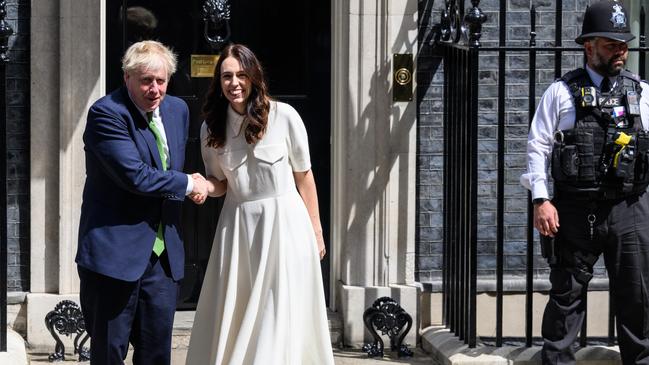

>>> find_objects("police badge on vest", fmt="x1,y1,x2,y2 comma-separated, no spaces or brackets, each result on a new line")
551,69,649,198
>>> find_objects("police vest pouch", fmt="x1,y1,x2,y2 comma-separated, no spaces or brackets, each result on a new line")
575,128,596,181
551,128,596,181
634,130,649,185
553,143,579,178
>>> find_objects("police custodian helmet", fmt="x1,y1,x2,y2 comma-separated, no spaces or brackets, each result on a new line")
575,0,635,44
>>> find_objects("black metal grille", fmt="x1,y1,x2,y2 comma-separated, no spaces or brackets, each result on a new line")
435,0,649,348
442,45,479,347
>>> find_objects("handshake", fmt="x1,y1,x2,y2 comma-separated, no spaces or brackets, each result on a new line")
188,173,210,205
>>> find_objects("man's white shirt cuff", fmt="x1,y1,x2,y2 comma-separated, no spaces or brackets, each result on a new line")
185,175,194,196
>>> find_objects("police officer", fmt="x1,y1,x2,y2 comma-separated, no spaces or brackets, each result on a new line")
521,1,649,364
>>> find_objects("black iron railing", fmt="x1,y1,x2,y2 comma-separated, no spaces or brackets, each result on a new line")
442,45,479,347
435,0,649,348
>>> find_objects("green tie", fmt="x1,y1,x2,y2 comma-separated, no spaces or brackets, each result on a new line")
147,111,166,256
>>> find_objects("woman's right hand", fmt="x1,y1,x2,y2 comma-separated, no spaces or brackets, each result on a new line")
316,232,326,260
206,177,227,198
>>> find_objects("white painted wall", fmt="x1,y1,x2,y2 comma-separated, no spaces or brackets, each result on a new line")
29,0,104,349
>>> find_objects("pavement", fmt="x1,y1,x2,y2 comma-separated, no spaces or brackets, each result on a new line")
27,348,437,364
0,329,28,365
21,309,439,364
333,348,437,364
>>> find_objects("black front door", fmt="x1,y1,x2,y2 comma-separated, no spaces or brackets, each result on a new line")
106,0,331,308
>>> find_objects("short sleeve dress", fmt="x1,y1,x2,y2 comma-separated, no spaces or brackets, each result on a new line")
185,101,335,365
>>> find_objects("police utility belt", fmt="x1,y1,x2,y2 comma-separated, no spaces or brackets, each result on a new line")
551,68,649,199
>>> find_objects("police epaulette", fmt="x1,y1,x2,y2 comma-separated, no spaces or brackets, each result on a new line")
620,69,640,82
560,68,587,83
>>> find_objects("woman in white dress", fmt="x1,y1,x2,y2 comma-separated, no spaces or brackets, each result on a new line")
185,44,335,365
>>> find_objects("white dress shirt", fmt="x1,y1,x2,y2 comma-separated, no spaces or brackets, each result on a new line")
129,98,194,196
520,64,649,200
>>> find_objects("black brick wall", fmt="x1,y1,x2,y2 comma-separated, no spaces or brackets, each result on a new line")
416,0,444,285
5,0,30,292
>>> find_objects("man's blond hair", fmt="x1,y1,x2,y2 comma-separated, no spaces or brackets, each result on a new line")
121,40,177,77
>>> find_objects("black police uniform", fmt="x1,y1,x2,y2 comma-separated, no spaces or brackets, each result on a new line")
542,68,649,365
538,2,649,364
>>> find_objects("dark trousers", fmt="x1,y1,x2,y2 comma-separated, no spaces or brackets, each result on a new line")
78,253,178,365
542,192,649,365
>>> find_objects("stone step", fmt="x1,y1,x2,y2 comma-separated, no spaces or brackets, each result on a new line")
170,310,345,362
29,348,437,365
170,309,345,347
27,310,363,365
422,325,622,365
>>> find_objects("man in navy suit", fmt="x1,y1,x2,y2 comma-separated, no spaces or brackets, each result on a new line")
76,40,208,364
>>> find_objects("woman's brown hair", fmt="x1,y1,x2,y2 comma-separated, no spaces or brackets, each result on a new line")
202,44,271,148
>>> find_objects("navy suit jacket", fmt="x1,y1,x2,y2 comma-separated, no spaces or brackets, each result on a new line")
76,87,189,282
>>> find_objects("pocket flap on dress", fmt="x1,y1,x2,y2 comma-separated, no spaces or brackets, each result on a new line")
252,144,286,164
219,149,248,170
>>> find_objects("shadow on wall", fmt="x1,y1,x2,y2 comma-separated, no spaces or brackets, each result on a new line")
341,0,420,286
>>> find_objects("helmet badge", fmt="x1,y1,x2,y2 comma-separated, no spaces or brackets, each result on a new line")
610,3,627,29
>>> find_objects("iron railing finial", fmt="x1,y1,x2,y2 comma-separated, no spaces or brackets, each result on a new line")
465,0,486,47
437,0,487,47
0,0,13,63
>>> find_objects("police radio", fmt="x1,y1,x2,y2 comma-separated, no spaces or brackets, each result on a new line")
580,86,597,107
